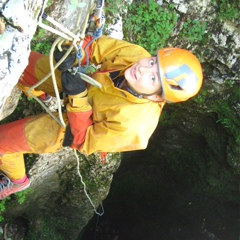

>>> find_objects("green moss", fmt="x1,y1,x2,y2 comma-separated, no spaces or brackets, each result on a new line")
180,20,207,43
27,216,72,240
122,0,178,54
215,0,240,21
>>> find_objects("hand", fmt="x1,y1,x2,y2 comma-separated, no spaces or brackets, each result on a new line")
54,46,76,72
61,71,86,95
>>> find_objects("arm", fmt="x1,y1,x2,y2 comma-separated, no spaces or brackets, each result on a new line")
61,71,93,149
66,90,93,149
90,35,151,69
54,35,150,70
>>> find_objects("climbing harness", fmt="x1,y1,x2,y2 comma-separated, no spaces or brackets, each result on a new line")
28,0,106,216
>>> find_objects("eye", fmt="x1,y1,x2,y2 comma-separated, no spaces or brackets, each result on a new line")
151,75,156,81
149,59,154,66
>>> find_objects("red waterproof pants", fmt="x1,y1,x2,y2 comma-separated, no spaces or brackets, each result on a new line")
0,113,68,180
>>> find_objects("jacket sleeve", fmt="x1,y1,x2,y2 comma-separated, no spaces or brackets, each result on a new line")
59,35,147,67
80,122,148,155
89,35,151,70
66,89,93,149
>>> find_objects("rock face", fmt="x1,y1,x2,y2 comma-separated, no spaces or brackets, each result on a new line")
162,0,240,79
4,149,121,239
0,86,21,120
0,0,45,119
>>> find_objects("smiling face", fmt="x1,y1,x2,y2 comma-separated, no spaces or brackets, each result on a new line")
124,57,162,96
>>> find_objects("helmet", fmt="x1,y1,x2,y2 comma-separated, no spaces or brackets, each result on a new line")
156,48,203,103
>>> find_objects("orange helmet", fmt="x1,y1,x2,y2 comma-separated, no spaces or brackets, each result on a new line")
157,48,203,103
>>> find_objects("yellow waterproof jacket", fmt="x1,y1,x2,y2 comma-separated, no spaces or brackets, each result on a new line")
79,36,164,154
22,35,164,155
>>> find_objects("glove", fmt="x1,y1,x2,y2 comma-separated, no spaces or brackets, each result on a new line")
86,13,105,35
61,71,86,95
54,46,76,72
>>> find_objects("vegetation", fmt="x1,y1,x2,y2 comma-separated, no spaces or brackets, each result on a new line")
27,216,71,240
0,199,8,222
180,20,207,43
31,27,53,54
157,81,240,202
68,0,87,11
0,188,31,222
215,0,240,20
122,0,178,54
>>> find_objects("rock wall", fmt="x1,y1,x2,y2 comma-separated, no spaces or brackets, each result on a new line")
0,0,47,119
4,149,121,239
164,0,240,84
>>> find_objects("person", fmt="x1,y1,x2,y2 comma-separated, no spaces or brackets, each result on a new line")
0,34,203,200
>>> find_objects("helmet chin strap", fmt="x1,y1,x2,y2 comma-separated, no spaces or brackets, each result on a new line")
126,84,144,99
125,81,162,99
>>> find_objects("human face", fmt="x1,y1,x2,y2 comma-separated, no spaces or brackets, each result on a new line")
124,57,162,95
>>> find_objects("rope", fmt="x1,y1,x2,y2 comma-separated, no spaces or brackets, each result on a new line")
27,38,74,128
27,0,102,128
28,0,105,216
74,149,104,216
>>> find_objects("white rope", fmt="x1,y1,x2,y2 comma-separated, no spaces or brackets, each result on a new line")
26,37,73,128
40,15,80,41
74,149,104,216
79,72,102,88
38,22,74,41
27,0,102,128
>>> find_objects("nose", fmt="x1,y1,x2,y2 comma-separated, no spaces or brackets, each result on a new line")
139,66,151,74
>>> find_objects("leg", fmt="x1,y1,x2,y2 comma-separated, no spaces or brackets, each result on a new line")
0,153,30,200
0,113,68,199
18,52,63,97
0,113,68,155
0,153,26,180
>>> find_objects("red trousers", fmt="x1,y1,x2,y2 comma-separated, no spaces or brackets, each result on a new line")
0,113,68,180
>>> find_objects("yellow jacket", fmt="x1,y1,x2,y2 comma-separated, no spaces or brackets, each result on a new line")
79,35,164,154
20,35,164,155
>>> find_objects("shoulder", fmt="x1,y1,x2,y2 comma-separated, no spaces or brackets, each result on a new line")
99,35,151,57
